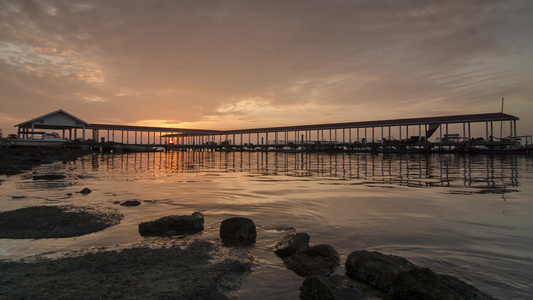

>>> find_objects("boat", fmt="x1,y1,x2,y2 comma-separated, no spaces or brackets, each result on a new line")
381,147,431,154
465,136,533,155
9,132,67,147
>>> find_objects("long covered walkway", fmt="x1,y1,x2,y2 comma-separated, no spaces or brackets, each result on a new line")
14,110,522,152
164,112,520,152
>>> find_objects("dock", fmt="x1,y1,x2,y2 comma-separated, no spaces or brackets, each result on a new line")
14,110,523,153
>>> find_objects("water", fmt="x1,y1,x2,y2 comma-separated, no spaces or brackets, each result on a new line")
1,151,532,299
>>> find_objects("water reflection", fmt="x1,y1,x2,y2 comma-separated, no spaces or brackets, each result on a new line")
86,151,524,196
4,151,531,299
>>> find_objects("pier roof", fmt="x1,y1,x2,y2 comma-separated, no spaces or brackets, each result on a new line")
16,110,519,137
214,112,519,134
87,123,222,134
15,109,89,130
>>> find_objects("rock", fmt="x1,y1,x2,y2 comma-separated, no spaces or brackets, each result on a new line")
345,250,495,300
32,174,66,180
273,232,310,258
300,275,367,300
345,250,416,289
80,188,92,195
120,200,141,207
139,212,204,236
219,217,257,244
284,244,340,277
0,205,123,239
0,239,254,299
0,164,23,175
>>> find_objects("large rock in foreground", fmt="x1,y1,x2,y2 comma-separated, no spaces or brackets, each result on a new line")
0,205,123,239
273,232,310,258
284,244,340,277
219,217,257,244
300,275,369,300
139,212,204,236
345,250,495,300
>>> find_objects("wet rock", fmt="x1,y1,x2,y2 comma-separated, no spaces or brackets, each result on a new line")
0,240,254,299
273,232,310,258
120,200,141,207
32,174,66,180
139,212,204,236
0,205,123,239
300,275,367,300
219,217,257,244
345,250,495,300
284,244,340,277
1,148,89,176
79,188,92,195
0,164,23,175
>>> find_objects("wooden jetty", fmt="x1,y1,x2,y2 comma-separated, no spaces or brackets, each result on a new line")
13,110,523,153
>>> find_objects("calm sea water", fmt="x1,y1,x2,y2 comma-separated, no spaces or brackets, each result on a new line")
1,151,532,299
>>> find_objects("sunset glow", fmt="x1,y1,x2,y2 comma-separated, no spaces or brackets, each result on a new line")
1,1,532,135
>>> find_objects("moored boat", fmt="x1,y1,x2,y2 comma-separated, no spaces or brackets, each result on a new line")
465,136,533,155
381,147,431,154
9,132,67,147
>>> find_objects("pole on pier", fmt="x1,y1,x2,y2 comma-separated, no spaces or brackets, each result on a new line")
500,97,504,138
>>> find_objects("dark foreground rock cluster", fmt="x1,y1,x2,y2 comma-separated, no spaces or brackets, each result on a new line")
272,232,496,300
345,250,496,300
0,147,90,175
0,201,496,299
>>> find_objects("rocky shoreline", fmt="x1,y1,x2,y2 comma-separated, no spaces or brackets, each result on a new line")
0,206,497,299
0,146,91,175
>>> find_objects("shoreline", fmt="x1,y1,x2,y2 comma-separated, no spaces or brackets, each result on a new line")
0,146,91,175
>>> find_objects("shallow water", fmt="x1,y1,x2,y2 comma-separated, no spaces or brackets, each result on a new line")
1,151,532,299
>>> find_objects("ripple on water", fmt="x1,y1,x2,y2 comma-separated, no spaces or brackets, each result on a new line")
0,152,532,299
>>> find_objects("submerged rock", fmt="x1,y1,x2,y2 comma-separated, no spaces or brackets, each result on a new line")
138,212,204,236
219,217,257,244
273,232,310,258
300,275,368,300
345,250,495,300
79,188,92,195
120,200,141,207
0,205,123,239
284,244,340,277
32,174,66,180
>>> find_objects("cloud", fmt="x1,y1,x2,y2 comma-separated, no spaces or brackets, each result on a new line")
1,0,532,135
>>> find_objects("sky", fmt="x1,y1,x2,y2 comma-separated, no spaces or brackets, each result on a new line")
1,0,533,136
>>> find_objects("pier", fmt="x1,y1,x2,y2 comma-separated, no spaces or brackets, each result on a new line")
14,110,522,153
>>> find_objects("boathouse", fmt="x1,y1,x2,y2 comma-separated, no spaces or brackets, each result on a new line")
15,109,90,140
